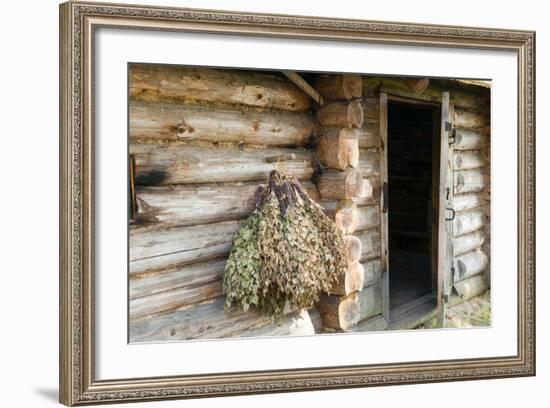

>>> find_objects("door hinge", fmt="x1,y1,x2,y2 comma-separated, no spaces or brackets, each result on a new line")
445,207,456,221
129,154,137,221
445,121,456,144
382,181,389,213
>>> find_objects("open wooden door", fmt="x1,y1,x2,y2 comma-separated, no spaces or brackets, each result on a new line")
436,92,454,327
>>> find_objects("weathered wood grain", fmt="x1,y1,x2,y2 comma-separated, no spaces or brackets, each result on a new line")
454,151,486,170
130,65,311,112
454,169,488,194
356,122,380,148
131,144,315,185
317,128,359,170
130,280,223,321
453,193,484,212
314,74,362,101
358,149,380,177
454,249,489,282
362,259,382,288
129,101,315,146
453,230,485,256
453,209,486,237
356,205,380,232
134,181,319,227
357,282,383,323
129,220,241,275
454,128,485,150
129,297,305,342
316,100,364,128
130,258,226,298
454,274,488,300
356,229,381,262
454,108,487,129
317,169,364,199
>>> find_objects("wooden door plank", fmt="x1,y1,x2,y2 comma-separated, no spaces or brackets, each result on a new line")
436,92,451,327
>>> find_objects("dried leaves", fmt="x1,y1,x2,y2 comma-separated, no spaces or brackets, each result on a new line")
224,170,347,318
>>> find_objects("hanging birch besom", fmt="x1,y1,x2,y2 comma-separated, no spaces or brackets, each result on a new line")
223,170,347,318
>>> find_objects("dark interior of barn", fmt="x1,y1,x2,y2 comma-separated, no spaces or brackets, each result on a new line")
387,101,439,313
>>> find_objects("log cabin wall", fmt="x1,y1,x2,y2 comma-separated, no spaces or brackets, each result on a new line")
128,65,324,342
128,66,491,341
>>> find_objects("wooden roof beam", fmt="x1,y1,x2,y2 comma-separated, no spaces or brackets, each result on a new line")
282,71,324,106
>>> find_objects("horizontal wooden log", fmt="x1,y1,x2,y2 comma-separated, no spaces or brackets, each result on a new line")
454,151,486,170
363,77,489,110
129,220,241,275
129,101,316,146
131,144,315,185
362,98,380,120
453,193,484,212
362,259,382,288
454,249,489,282
317,169,364,199
316,100,364,128
129,297,302,342
314,74,362,101
317,128,359,170
130,280,222,321
130,65,311,112
357,282,383,323
356,205,379,231
130,258,225,298
353,178,380,206
454,169,488,194
454,274,488,301
454,128,485,150
453,209,486,237
453,230,485,256
358,149,380,177
454,108,487,129
237,309,315,337
357,230,381,262
134,181,319,227
356,122,380,148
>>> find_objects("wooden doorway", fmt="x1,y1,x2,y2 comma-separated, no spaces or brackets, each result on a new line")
379,92,450,329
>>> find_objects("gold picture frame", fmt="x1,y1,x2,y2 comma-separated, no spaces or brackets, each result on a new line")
59,1,535,405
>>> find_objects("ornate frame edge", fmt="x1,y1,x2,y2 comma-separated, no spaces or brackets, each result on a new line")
59,1,536,405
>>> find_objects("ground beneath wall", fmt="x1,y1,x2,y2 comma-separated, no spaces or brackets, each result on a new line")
417,290,491,329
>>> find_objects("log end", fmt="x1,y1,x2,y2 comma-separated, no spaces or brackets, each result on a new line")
348,100,365,128
343,74,363,99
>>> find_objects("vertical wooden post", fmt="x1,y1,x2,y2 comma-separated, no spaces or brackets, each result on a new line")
379,92,390,324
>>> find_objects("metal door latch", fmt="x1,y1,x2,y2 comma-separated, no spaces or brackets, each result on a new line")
445,207,455,221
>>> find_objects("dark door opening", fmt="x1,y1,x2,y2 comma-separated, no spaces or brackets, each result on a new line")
387,100,440,313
